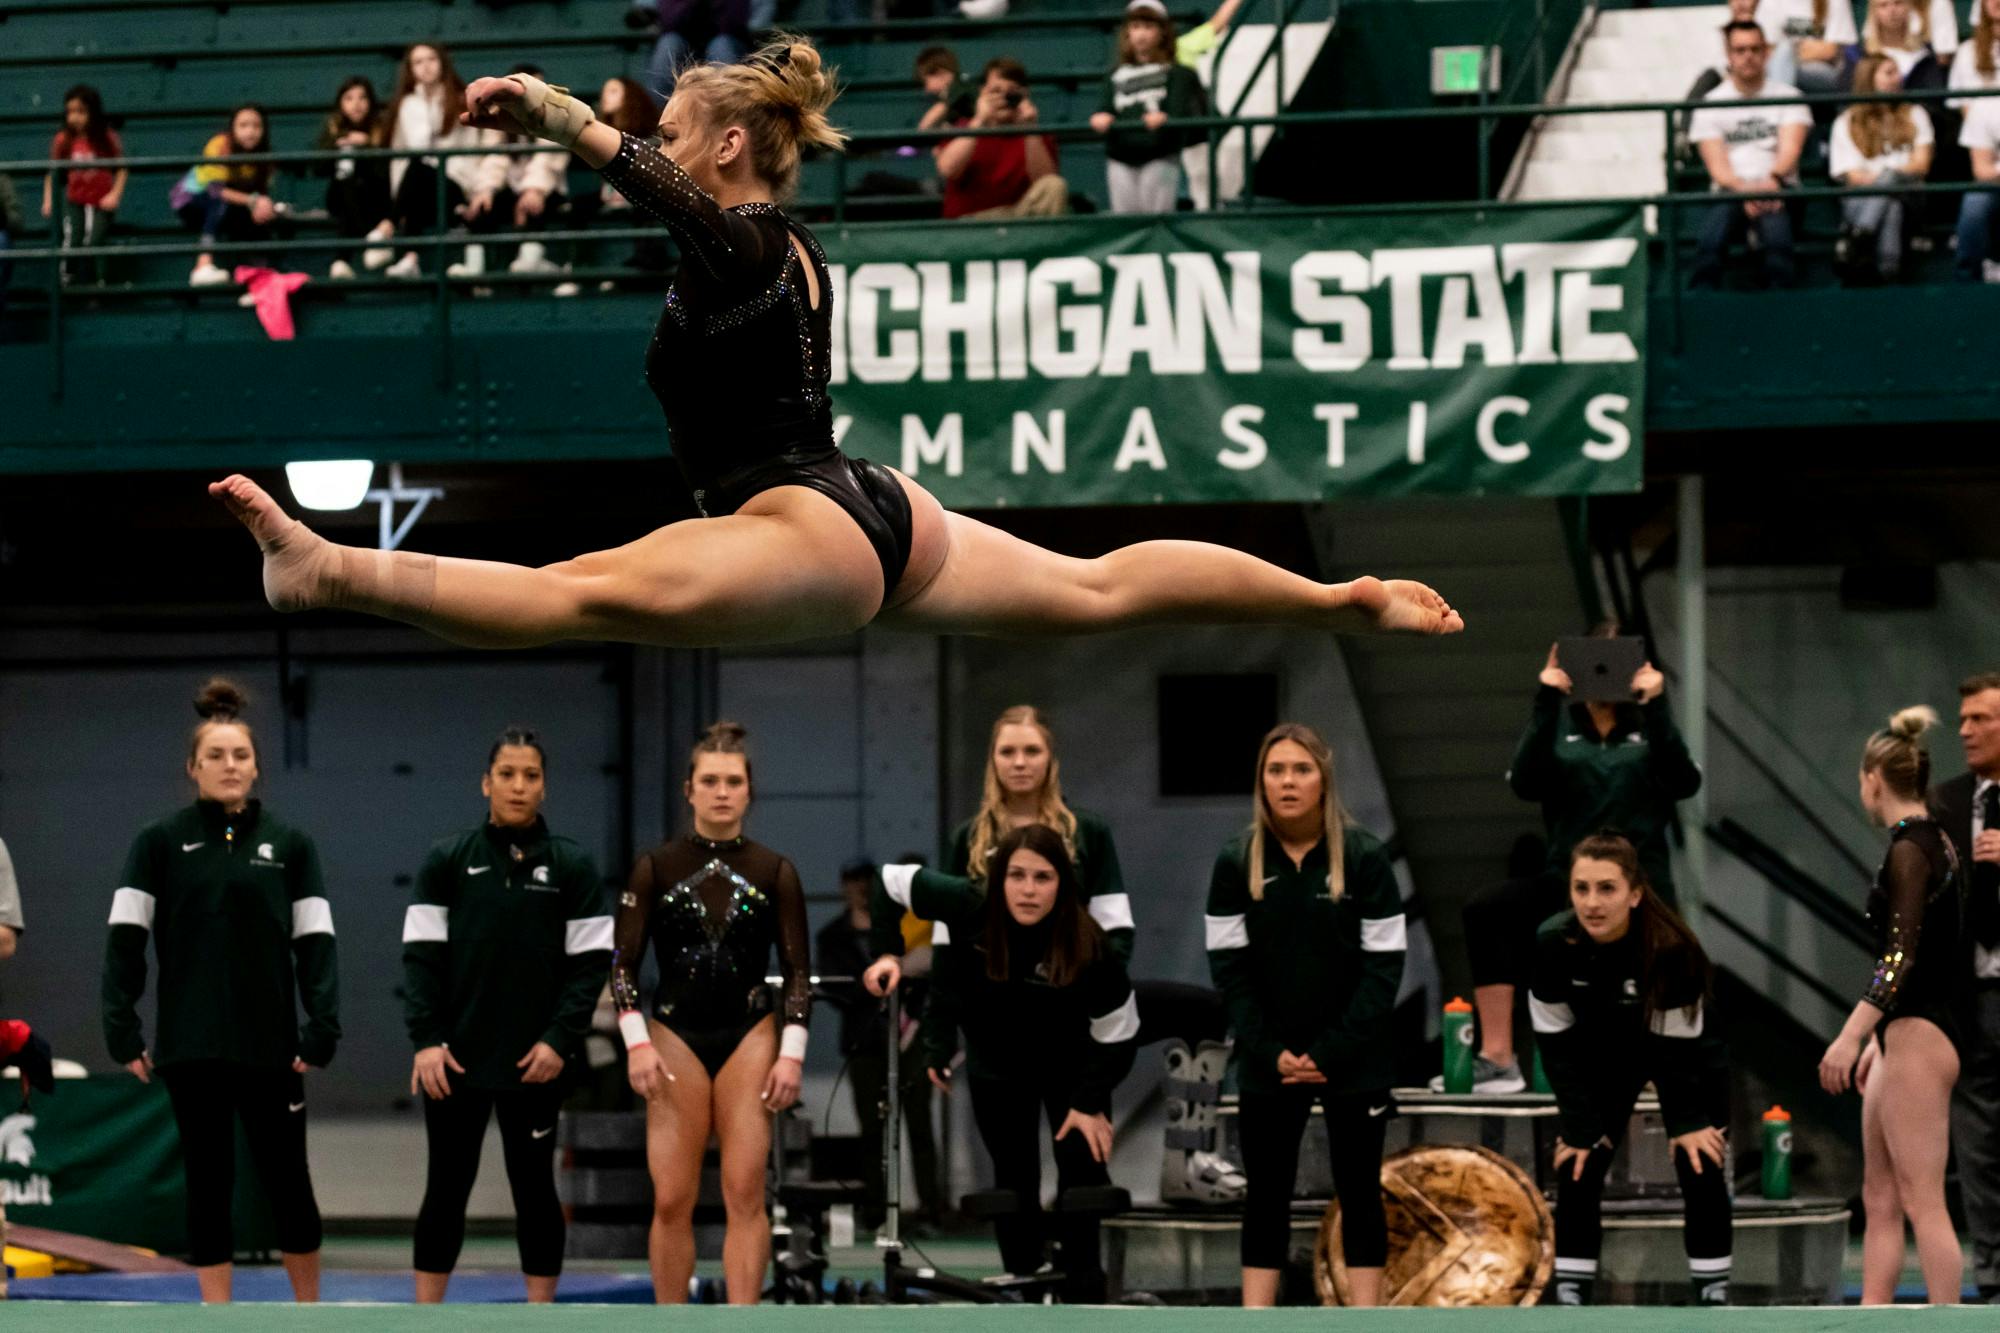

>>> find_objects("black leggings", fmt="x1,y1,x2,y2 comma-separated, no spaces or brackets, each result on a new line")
1238,1086,1389,1270
967,1075,1111,1299
413,1075,567,1277
159,1061,323,1266
393,162,468,239
1462,872,1564,989
1555,1138,1732,1271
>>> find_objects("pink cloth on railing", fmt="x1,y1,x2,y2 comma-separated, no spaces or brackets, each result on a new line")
232,265,309,340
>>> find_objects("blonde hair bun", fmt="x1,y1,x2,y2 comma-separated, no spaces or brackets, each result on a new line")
1887,704,1939,741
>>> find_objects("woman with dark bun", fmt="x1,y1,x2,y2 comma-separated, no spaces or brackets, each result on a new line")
611,721,810,1304
863,825,1139,1302
209,36,1460,663
403,726,611,1303
1819,706,1964,1305
101,679,339,1303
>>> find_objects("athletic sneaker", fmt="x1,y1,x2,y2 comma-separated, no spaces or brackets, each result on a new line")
189,262,232,287
362,221,396,269
1426,1056,1527,1095
329,259,356,280
384,253,422,279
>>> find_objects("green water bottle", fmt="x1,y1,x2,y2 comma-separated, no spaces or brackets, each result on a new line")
1761,1105,1793,1200
1530,1042,1552,1094
1442,996,1475,1094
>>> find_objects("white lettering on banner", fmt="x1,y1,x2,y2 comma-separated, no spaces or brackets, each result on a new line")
1315,403,1360,467
1013,411,1066,474
832,415,852,447
1430,271,1517,370
1113,407,1168,472
995,259,1030,380
1217,405,1267,470
1100,254,1184,375
1407,401,1428,465
1502,240,1639,364
1477,395,1531,463
1372,247,1511,370
847,263,920,383
901,413,964,476
1169,251,1263,373
827,263,847,382
919,260,995,382
1028,257,1102,379
1582,393,1633,460
1290,252,1371,371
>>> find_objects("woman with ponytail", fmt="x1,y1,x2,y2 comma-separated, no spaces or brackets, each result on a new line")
1204,722,1405,1307
209,36,1459,677
1818,706,1964,1304
1530,832,1732,1306
610,721,811,1303
100,679,339,1303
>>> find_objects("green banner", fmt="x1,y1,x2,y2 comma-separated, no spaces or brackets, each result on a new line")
821,204,1647,507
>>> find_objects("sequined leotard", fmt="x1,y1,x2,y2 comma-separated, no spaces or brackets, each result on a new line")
611,833,811,1075
595,132,913,601
1862,817,1963,1051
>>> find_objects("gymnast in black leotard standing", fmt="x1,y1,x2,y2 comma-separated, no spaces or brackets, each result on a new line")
610,721,811,1305
210,38,1462,655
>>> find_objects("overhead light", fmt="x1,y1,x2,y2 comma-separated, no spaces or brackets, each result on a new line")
285,460,376,511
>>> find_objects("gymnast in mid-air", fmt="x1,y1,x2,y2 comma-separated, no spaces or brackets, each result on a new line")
210,36,1463,648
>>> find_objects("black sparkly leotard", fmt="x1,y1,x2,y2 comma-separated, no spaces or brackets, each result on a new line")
611,833,812,1075
1862,816,1964,1052
596,132,914,602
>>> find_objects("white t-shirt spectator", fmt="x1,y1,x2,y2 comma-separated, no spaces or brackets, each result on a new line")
1761,0,1858,48
1960,91,2000,154
1948,37,2000,110
1689,80,1814,184
1828,104,1935,177
1925,0,1960,57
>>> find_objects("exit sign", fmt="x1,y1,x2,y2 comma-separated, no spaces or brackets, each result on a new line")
1431,45,1498,95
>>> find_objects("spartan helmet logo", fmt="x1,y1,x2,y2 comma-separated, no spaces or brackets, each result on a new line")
259,843,275,861
0,1113,37,1167
533,865,551,884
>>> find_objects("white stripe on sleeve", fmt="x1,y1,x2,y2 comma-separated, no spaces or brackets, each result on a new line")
880,864,920,910
402,903,449,943
565,914,615,954
1204,913,1249,951
1087,892,1135,933
930,918,952,945
291,896,335,939
1359,913,1407,953
1089,991,1142,1044
1529,993,1576,1034
1650,1001,1705,1038
109,887,156,930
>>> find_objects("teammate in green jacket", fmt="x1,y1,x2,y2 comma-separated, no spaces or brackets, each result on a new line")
1206,722,1405,1308
102,678,339,1304
403,726,611,1303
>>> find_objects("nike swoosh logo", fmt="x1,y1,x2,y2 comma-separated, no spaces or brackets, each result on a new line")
182,842,206,852
1260,875,1279,886
289,1101,306,1113
531,1126,555,1139
466,865,493,876
1367,1104,1390,1117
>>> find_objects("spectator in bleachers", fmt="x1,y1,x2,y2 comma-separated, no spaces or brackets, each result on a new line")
1949,0,2000,107
556,77,665,297
1954,70,2000,278
1090,0,1206,214
629,0,750,100
42,84,125,287
380,43,503,280
916,46,979,132
452,62,570,283
1679,0,1768,144
1851,0,1947,91
938,58,1069,219
315,77,392,281
1762,0,1855,92
170,106,287,288
1174,0,1242,67
1831,54,1934,281
1689,20,1811,288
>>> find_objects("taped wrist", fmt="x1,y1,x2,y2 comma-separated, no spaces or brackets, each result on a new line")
618,1010,650,1051
507,73,596,149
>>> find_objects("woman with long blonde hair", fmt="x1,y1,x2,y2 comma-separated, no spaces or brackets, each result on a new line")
1819,706,1964,1305
1949,0,2000,105
1204,721,1404,1307
209,34,1462,673
1830,53,1934,282
1860,0,1947,89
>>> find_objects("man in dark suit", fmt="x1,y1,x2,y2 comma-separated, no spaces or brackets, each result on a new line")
1937,671,2000,1303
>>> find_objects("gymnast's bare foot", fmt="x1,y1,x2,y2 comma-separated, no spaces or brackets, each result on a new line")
1329,576,1464,636
209,474,338,613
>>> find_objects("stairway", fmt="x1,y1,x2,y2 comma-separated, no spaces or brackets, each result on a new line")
1511,4,1732,201
1308,499,1584,999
